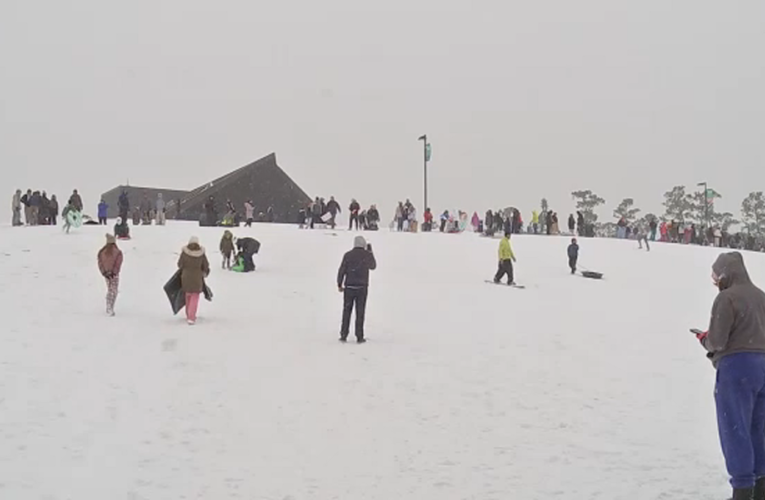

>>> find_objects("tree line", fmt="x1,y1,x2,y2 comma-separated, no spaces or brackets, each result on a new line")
561,187,765,235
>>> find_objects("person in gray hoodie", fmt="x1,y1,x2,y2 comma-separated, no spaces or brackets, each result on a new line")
695,252,765,500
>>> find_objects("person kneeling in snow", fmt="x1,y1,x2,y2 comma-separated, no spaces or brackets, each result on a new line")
694,252,765,500
233,237,260,272
97,234,123,316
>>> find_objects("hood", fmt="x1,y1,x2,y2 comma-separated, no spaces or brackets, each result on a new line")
353,235,367,249
713,252,751,290
183,243,206,258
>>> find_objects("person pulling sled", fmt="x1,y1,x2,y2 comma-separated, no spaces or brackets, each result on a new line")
568,238,579,274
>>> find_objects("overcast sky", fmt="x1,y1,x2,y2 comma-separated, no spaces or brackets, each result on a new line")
2,0,764,220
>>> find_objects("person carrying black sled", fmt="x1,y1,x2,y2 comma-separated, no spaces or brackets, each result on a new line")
493,231,516,285
693,252,765,500
337,235,376,343
235,237,260,272
567,238,579,274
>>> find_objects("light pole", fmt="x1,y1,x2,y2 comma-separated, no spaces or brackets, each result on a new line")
697,181,709,228
418,135,430,210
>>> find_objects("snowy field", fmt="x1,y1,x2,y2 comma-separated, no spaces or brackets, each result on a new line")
0,221,758,499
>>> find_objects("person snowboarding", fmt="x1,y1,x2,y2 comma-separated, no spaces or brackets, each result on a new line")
177,236,210,325
636,226,650,251
568,238,579,274
493,231,517,285
219,230,235,270
337,235,376,343
97,234,123,316
694,252,765,500
98,199,109,225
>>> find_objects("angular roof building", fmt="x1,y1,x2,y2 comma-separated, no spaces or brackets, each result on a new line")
101,186,190,219
100,153,312,224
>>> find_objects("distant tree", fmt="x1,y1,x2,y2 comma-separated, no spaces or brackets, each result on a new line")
571,190,605,224
663,186,690,223
613,198,641,223
713,211,739,232
540,198,549,214
741,192,765,235
636,212,658,229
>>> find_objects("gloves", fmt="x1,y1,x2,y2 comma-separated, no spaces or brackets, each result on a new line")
338,286,344,293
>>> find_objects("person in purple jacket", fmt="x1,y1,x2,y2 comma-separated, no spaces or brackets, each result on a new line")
98,199,109,225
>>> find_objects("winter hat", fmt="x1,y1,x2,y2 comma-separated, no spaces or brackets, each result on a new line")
106,234,116,244
354,235,367,248
189,236,200,246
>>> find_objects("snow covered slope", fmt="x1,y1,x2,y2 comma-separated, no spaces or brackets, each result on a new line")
0,222,755,499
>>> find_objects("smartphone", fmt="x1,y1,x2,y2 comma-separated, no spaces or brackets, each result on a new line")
690,328,704,335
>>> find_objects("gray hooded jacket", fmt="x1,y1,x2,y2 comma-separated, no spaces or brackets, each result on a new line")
703,252,765,366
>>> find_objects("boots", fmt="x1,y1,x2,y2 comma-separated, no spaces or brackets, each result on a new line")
754,477,765,500
731,487,754,500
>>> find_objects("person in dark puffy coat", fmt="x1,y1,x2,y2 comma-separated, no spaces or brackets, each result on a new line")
567,238,579,274
337,236,376,343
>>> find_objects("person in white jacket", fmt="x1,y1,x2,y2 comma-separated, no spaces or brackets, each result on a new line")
244,201,255,227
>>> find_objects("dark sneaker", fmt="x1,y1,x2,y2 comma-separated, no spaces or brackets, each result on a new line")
357,338,367,344
731,487,754,500
754,477,765,500
339,337,347,343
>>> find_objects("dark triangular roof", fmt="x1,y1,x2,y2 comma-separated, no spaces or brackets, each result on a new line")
101,185,190,219
175,153,311,223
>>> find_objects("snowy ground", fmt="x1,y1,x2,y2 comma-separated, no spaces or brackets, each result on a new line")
0,221,756,499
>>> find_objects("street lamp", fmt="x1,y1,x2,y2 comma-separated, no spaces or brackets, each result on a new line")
697,181,709,228
418,135,430,210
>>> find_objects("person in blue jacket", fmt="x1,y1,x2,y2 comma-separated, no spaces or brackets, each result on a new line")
567,238,579,275
98,199,109,225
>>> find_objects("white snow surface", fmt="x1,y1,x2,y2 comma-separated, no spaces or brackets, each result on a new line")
0,222,753,499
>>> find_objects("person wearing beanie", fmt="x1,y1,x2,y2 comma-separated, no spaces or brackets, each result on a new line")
493,231,517,285
178,236,210,325
337,235,377,343
219,230,235,270
97,234,123,316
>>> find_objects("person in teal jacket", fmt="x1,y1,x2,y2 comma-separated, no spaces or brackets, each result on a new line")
494,231,517,285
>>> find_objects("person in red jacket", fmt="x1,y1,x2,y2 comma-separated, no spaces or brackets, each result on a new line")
97,234,124,316
423,208,434,232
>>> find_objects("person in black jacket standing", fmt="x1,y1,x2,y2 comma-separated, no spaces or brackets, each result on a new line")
337,235,377,343
567,238,579,274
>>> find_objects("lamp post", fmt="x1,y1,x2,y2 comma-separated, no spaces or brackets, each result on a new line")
418,134,429,211
697,181,709,229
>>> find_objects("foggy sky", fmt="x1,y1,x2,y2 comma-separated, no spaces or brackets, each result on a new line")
2,0,764,221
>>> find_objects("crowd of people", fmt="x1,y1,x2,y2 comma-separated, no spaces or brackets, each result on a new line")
299,196,381,231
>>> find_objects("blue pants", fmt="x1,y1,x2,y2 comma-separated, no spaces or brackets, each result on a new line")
715,352,765,489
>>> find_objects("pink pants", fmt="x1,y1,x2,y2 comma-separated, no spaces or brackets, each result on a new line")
185,292,200,322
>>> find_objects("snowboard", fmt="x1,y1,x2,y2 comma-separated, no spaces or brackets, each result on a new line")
485,280,525,289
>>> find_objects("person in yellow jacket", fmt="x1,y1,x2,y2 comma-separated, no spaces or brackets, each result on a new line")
494,231,517,285
531,210,539,234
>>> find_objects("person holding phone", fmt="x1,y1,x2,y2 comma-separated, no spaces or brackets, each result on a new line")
337,236,377,343
694,252,765,500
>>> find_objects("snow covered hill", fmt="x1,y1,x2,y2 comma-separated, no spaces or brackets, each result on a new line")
0,222,755,499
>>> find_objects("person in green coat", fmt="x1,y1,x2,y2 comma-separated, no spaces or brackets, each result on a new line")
494,231,517,285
